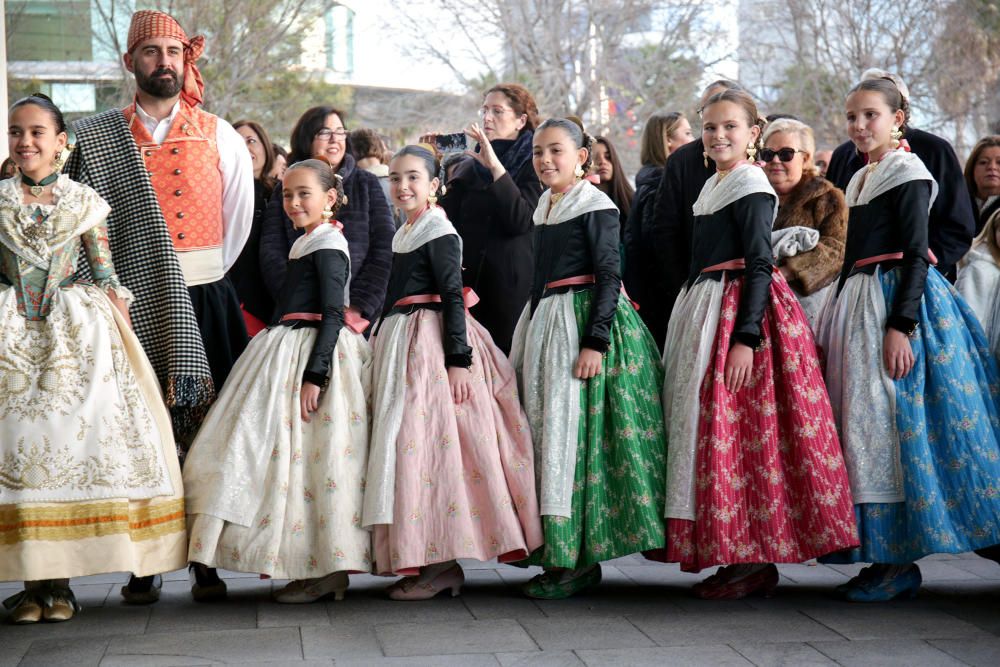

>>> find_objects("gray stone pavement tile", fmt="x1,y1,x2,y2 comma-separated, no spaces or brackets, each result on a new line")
100,657,216,666
73,572,131,585
0,638,33,667
461,569,547,620
615,563,712,588
497,650,586,666
325,588,475,625
809,639,967,666
300,623,383,660
377,618,537,657
946,557,1000,580
772,563,851,586
930,637,1000,666
145,580,263,634
800,601,989,640
105,627,303,664
334,656,501,667
628,609,843,646
520,616,655,651
74,584,115,608
461,558,504,569
920,586,1000,635
0,604,150,641
17,636,110,667
256,598,332,628
729,641,840,666
912,560,986,582
529,585,685,618
576,645,754,666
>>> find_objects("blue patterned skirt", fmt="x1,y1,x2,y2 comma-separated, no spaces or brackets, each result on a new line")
822,266,1000,564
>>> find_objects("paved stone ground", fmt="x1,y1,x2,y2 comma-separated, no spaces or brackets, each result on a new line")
2,552,999,666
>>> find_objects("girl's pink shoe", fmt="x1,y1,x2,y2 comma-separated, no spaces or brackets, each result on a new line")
386,564,464,601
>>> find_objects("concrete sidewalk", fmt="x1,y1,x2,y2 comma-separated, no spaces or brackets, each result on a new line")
2,553,999,666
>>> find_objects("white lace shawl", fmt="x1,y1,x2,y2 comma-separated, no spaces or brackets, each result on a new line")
692,163,776,222
533,179,618,226
0,175,110,269
288,221,352,304
845,149,938,210
391,205,460,254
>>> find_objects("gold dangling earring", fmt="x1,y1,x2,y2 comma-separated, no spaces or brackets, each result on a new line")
322,206,333,222
890,126,902,150
427,193,438,206
746,143,757,162
703,151,709,168
574,164,584,180
53,154,65,173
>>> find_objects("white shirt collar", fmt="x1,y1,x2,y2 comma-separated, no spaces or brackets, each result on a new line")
134,99,182,145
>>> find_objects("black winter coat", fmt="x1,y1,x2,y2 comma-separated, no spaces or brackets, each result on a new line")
228,178,276,324
259,154,395,322
275,247,350,387
649,138,715,331
826,128,974,280
441,149,543,354
530,208,621,352
622,163,665,344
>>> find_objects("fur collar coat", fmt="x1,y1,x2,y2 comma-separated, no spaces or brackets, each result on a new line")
773,174,848,295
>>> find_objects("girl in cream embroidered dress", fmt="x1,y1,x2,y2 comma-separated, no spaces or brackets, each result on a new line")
0,174,186,580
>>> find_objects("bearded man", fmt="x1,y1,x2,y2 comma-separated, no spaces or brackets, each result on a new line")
64,9,254,605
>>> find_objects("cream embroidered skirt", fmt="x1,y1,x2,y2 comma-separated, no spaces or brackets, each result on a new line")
0,284,186,581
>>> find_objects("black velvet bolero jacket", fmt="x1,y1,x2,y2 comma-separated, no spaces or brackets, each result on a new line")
274,248,349,387
379,234,473,369
688,192,775,349
837,180,932,333
529,208,621,352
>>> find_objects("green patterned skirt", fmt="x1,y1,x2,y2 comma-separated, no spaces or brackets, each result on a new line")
525,292,667,568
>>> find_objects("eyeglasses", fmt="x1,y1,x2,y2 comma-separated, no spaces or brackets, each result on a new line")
479,106,513,119
760,147,805,163
315,128,348,142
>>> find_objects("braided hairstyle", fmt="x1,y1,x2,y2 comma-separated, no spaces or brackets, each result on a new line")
285,157,348,217
536,117,595,173
848,76,910,132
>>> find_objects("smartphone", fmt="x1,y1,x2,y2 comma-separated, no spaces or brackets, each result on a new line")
434,132,468,154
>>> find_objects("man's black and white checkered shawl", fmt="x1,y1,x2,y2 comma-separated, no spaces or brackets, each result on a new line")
65,109,215,440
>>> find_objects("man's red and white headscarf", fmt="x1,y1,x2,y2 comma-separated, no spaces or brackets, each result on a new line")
127,10,206,107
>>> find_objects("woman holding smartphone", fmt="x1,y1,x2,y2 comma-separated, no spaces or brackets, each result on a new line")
428,83,544,353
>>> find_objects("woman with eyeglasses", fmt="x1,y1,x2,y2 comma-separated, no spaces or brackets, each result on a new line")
260,106,395,331
431,83,544,354
762,118,847,327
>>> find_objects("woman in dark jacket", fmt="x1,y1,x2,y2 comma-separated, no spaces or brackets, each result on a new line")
260,106,395,328
964,135,1000,236
231,119,278,335
437,83,544,353
622,111,693,346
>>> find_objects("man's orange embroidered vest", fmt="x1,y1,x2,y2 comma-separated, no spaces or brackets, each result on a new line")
124,101,224,252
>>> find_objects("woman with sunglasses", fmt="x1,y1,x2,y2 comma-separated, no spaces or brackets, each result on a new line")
260,106,395,331
762,119,847,327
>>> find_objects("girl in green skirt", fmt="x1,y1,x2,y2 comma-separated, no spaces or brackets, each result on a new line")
509,118,667,599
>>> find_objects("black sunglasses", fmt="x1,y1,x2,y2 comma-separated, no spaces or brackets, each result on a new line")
760,147,805,163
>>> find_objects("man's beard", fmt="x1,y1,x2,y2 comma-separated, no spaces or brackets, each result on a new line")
135,67,183,99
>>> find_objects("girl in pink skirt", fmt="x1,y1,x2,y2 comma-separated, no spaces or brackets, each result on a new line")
363,145,543,600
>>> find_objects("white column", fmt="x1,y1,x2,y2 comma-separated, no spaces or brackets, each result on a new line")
0,0,8,161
